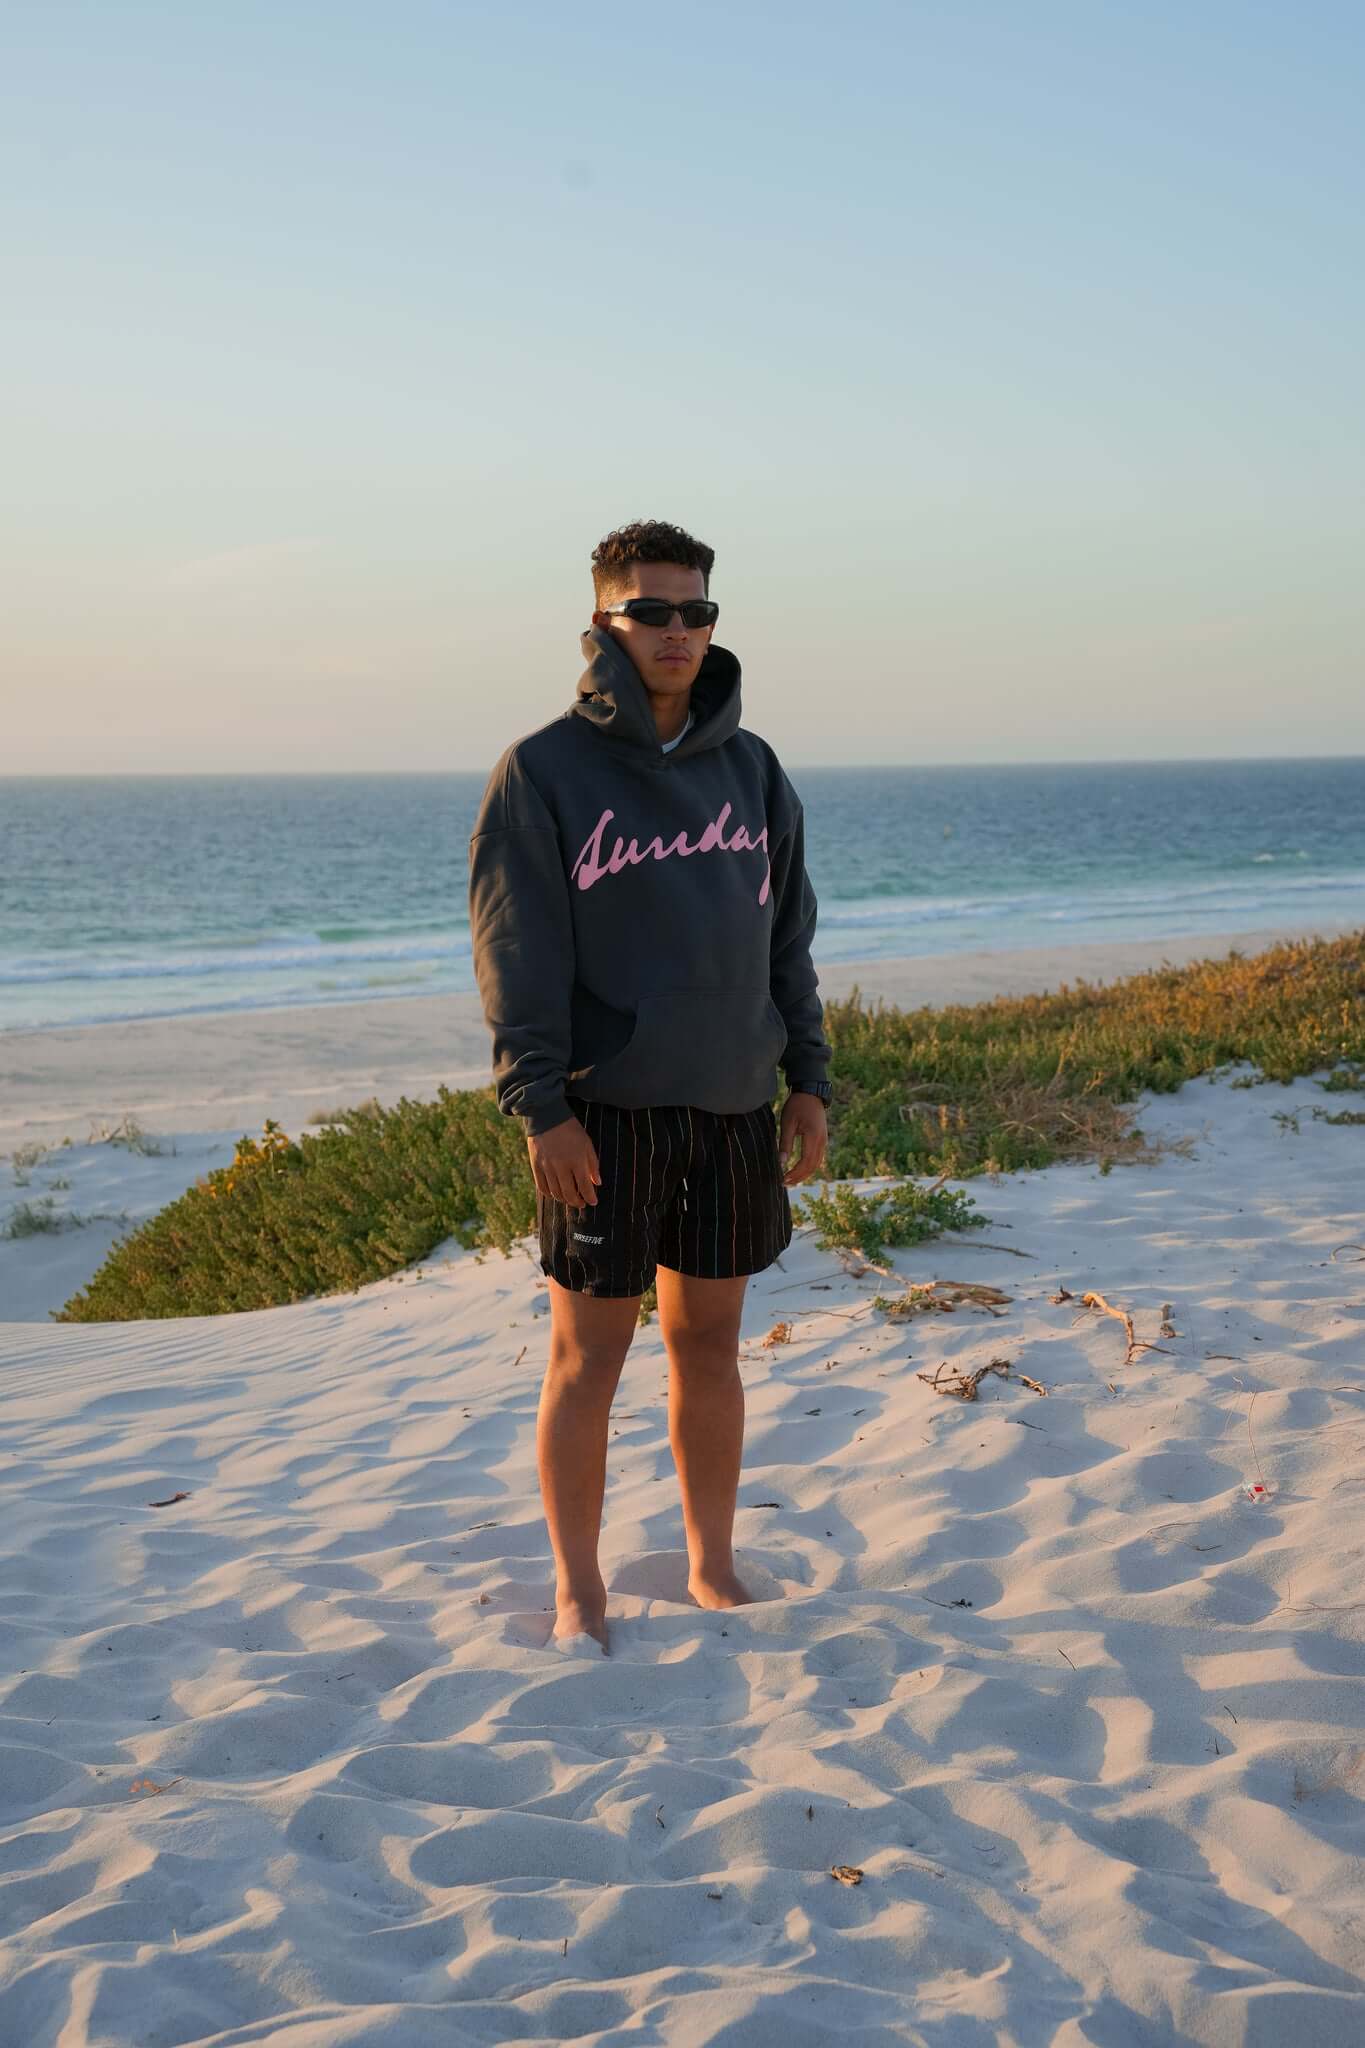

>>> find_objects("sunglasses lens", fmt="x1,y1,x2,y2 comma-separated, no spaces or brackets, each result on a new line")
626,600,717,628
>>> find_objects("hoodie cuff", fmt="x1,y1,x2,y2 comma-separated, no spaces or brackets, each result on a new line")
517,1097,576,1138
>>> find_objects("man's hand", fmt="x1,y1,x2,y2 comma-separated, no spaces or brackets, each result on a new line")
778,1092,828,1185
528,1112,601,1209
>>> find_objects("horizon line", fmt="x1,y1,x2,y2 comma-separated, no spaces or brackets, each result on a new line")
5,751,1365,780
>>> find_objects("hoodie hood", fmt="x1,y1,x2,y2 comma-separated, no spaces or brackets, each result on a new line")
571,624,742,761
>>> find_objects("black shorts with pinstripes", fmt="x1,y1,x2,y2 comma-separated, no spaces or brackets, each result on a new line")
537,1094,793,1298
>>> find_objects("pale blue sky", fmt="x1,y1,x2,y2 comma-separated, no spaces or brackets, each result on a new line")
5,1,1362,771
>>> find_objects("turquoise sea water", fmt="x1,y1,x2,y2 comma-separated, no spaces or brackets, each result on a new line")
3,759,1363,1032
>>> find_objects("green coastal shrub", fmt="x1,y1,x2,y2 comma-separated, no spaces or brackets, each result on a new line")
792,1178,988,1266
55,1093,531,1322
820,925,1365,1180
53,927,1364,1323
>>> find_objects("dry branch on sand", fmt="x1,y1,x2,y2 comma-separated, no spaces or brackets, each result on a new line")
1050,1287,1174,1368
877,1280,1012,1321
1081,1289,1138,1360
833,1246,896,1278
916,1356,1049,1401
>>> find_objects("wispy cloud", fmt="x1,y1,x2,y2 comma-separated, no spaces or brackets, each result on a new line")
161,539,324,591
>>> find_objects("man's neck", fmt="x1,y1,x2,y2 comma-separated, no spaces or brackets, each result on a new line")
649,692,691,746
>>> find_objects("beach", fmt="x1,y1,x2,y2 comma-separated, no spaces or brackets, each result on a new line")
3,923,1364,2042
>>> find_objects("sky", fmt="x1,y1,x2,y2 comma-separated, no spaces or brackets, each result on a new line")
4,0,1363,773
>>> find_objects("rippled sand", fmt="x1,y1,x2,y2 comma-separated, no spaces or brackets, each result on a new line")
3,1062,1363,2043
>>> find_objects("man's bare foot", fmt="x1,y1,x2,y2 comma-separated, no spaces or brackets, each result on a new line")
687,1568,752,1611
553,1593,609,1655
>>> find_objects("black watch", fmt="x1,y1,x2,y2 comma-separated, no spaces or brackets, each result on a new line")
788,1077,832,1101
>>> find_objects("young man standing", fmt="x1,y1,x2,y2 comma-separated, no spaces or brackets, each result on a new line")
468,519,832,1653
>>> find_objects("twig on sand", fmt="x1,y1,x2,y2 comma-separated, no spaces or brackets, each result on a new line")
916,1356,1048,1402
942,1236,1035,1259
1246,1389,1268,1491
878,1281,1012,1322
1329,1242,1365,1264
832,1246,897,1279
1080,1290,1136,1357
1077,1289,1172,1368
768,1269,858,1294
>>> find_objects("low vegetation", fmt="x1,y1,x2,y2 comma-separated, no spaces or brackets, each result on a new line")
50,928,1364,1323
791,1178,987,1266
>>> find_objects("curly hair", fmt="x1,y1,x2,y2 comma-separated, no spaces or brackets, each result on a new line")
590,519,715,607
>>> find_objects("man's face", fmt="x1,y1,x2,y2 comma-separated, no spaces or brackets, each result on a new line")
591,562,715,696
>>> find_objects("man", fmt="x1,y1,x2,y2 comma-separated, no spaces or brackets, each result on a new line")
468,518,832,1653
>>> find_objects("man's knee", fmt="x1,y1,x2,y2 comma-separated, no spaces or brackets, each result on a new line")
663,1332,742,1383
544,1336,632,1397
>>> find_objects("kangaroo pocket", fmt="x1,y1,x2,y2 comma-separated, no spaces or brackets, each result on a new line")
572,985,788,1113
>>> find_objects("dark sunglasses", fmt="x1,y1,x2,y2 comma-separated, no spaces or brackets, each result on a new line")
601,599,719,629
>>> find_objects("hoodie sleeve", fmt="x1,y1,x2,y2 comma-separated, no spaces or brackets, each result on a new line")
467,749,577,1137
767,786,833,1088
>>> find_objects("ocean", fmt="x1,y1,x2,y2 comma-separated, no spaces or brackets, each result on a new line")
3,759,1363,1033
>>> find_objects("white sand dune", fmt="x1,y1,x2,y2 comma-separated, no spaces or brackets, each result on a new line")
3,1043,1364,2042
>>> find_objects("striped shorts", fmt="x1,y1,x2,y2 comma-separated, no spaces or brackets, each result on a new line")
538,1094,793,1297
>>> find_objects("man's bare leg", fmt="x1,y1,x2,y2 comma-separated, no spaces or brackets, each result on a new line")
538,1275,643,1652
656,1268,753,1609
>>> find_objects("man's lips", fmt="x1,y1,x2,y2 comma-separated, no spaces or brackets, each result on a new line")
658,654,690,664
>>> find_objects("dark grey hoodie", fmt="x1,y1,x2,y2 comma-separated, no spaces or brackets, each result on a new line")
467,624,831,1137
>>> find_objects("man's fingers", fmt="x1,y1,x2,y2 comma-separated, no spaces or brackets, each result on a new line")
544,1165,595,1208
780,1106,828,1185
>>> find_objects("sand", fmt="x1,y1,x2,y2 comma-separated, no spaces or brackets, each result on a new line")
2,926,1364,2042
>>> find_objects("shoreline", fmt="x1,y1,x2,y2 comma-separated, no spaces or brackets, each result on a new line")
2,918,1359,1152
